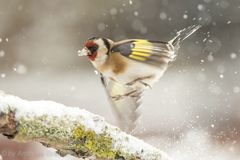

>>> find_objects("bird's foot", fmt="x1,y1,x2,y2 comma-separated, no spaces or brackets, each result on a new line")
111,90,139,101
126,76,153,86
139,81,152,89
126,76,153,89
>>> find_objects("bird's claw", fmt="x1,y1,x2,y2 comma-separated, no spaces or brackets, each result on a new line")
139,81,152,89
111,90,139,101
126,76,153,89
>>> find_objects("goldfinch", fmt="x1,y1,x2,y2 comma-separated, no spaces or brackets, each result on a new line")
78,25,201,133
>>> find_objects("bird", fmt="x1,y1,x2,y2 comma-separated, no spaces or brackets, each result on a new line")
78,25,201,133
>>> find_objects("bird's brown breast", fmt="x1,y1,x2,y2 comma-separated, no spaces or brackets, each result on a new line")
99,52,128,75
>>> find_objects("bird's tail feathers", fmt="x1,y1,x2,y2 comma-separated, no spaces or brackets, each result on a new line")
169,25,201,47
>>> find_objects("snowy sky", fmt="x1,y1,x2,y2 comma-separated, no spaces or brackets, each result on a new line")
0,0,240,160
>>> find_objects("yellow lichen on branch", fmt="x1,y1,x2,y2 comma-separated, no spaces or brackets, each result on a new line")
72,125,117,159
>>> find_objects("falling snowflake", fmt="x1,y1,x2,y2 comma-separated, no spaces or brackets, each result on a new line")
97,23,106,31
208,39,213,43
183,14,188,19
230,53,237,59
94,70,99,75
0,50,5,57
110,8,118,16
159,12,167,20
233,86,240,93
207,54,214,62
13,64,27,74
134,11,139,16
129,0,133,5
197,4,205,11
0,73,6,78
219,74,224,79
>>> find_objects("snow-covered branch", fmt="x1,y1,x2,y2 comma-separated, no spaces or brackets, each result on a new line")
0,91,171,160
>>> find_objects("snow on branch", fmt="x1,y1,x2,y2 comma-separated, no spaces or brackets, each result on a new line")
0,91,171,160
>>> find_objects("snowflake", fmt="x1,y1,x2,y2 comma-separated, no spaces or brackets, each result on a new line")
233,86,240,93
183,14,188,19
13,64,28,74
230,53,237,59
0,73,6,78
0,50,5,57
159,12,167,20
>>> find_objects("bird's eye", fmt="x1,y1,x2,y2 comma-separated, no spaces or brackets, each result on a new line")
88,44,98,53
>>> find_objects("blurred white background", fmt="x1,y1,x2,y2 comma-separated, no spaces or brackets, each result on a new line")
0,0,240,159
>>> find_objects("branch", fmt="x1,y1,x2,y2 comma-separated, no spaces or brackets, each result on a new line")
0,91,171,160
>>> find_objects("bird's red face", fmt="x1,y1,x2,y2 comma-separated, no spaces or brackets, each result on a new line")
78,37,111,61
83,40,99,61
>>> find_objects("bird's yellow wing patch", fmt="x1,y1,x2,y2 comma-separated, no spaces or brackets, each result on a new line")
111,39,175,67
129,54,146,61
128,40,153,61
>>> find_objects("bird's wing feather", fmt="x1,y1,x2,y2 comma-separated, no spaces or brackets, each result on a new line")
100,74,143,133
111,25,201,67
111,39,176,67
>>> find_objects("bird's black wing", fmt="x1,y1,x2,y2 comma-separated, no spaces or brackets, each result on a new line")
111,39,176,67
111,25,201,67
100,73,143,133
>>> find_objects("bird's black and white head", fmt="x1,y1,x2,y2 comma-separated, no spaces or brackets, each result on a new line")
78,37,113,61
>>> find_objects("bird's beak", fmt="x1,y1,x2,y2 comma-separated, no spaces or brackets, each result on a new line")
78,47,90,56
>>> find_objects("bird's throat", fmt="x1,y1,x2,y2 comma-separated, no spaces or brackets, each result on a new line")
88,52,97,61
